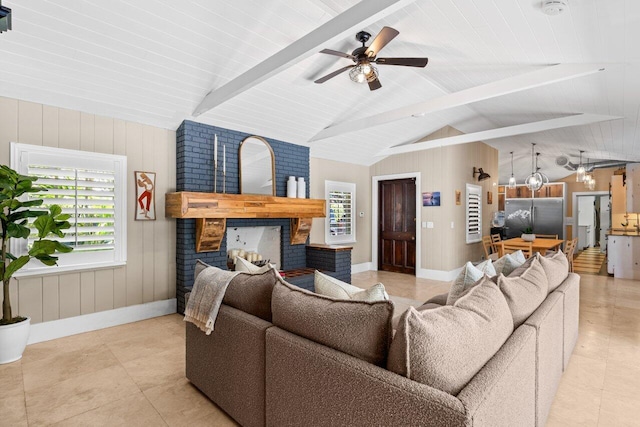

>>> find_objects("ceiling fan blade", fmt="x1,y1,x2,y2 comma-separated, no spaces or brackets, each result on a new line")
368,77,382,91
319,48,355,60
314,65,355,84
365,26,399,57
375,57,429,67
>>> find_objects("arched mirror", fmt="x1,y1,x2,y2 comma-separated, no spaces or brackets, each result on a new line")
239,136,275,195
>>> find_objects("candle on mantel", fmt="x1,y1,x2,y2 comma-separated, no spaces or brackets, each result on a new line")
223,144,226,174
214,134,218,167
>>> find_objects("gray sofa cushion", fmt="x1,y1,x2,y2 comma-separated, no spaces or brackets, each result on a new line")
538,251,569,292
195,259,279,322
387,278,514,395
498,257,549,328
271,279,394,367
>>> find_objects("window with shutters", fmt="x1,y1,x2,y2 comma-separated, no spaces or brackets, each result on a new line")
325,180,356,244
10,143,127,276
466,183,482,244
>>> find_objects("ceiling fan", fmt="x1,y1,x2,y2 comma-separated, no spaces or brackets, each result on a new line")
314,26,429,91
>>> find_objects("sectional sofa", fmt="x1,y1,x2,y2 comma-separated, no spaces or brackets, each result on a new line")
185,252,579,427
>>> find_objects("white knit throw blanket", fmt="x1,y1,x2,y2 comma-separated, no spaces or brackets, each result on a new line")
184,267,239,335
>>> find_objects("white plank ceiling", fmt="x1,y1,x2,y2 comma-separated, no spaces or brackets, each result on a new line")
1,0,639,182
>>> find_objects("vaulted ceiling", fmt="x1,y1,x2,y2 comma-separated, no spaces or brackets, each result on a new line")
1,0,639,183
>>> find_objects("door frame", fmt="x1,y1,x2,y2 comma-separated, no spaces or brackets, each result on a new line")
371,172,421,274
572,191,608,241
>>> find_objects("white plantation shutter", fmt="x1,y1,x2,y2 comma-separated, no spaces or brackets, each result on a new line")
466,183,482,244
11,143,127,275
325,181,356,244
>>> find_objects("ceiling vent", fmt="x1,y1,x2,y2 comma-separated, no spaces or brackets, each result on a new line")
542,0,568,16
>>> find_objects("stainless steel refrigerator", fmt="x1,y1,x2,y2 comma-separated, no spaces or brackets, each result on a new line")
504,198,564,239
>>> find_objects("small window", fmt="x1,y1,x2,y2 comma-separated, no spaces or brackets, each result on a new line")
11,143,127,275
325,180,356,244
466,183,482,244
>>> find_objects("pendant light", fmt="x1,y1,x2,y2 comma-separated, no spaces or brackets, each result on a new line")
525,143,544,191
584,158,596,190
535,152,549,190
576,150,586,182
508,151,517,189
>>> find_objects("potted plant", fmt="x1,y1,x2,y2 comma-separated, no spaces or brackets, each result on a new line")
0,165,72,364
507,209,535,241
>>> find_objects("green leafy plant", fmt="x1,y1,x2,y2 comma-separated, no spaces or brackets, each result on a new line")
1,165,72,325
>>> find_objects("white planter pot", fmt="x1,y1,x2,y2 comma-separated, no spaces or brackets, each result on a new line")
0,317,31,364
521,233,536,242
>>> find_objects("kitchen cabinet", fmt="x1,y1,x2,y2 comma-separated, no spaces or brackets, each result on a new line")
607,234,640,279
505,183,564,199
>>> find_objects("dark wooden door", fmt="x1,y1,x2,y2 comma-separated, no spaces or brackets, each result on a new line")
378,178,416,275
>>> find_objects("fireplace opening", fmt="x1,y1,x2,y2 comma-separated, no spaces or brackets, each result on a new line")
225,226,282,269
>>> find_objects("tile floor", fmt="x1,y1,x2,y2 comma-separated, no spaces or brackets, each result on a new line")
2,271,640,426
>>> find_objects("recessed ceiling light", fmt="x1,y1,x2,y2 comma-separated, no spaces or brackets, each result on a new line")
542,0,568,16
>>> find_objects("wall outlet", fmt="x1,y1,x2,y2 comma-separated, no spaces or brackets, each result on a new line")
427,222,434,229
451,221,455,229
359,211,365,218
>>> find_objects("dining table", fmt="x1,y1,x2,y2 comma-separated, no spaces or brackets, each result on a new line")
498,237,564,256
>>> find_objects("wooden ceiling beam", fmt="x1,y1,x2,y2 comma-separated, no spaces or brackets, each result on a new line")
309,63,606,142
376,114,622,156
192,0,417,116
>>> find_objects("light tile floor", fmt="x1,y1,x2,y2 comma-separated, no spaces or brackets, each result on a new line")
2,271,640,426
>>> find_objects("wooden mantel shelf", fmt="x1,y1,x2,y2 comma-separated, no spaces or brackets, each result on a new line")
165,192,326,252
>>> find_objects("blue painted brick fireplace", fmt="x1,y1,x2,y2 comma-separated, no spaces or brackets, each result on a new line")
175,120,312,313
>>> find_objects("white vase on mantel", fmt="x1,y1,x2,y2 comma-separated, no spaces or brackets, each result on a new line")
297,177,306,199
521,233,536,242
287,176,297,198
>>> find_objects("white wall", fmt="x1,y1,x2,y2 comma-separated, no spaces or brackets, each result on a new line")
0,96,176,324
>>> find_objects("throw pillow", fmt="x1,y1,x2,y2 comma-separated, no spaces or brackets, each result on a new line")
314,270,389,302
493,253,524,276
225,269,280,321
498,257,549,328
194,259,210,279
193,259,278,321
271,279,394,367
446,262,485,305
538,251,569,292
511,250,527,264
387,278,514,395
234,256,275,274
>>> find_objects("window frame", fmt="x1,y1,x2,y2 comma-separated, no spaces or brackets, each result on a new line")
466,183,482,244
10,142,127,277
325,180,356,245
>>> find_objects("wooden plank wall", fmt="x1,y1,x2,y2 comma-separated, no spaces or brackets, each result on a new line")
0,96,176,324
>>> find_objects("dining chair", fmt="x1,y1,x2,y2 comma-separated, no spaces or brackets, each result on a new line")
563,237,578,272
482,235,499,261
501,241,533,259
536,234,559,239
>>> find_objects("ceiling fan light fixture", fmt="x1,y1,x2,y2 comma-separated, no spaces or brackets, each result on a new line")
349,63,378,83
0,0,11,33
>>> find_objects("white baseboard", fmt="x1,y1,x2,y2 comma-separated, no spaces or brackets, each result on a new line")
416,267,461,282
28,299,177,345
352,262,458,282
351,262,373,274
